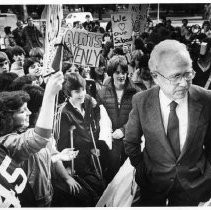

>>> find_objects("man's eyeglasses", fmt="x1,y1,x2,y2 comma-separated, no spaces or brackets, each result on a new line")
152,70,196,85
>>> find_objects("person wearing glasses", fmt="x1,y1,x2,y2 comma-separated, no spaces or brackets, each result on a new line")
124,39,211,206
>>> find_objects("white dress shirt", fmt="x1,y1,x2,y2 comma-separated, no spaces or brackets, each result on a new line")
159,90,188,151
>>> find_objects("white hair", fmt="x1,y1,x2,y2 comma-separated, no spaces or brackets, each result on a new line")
148,39,192,73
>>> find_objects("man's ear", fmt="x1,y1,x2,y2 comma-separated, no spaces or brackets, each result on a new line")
150,72,159,85
150,72,157,79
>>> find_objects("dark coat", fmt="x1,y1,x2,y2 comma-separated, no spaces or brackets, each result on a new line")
22,25,42,55
57,94,100,176
124,85,211,203
96,78,140,183
97,78,140,134
12,27,24,47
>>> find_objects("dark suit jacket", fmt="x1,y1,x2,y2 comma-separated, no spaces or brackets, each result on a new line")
124,84,211,202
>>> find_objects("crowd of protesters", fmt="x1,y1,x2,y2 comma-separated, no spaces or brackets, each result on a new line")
1,11,211,207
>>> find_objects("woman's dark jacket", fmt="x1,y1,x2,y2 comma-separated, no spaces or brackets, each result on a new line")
96,78,140,135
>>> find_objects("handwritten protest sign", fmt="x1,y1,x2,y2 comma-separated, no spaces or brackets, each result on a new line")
43,5,63,75
111,13,133,47
129,4,148,33
64,29,103,67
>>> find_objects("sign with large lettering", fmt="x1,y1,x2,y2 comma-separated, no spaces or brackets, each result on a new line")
111,13,133,47
129,4,149,33
64,29,103,67
43,5,63,74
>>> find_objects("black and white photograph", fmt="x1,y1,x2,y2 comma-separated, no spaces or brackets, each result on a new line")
0,0,211,207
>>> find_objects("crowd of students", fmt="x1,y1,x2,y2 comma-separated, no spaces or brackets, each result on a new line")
1,13,211,207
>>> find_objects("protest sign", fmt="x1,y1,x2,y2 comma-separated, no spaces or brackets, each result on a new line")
111,12,133,47
64,29,103,67
43,5,63,75
129,4,148,33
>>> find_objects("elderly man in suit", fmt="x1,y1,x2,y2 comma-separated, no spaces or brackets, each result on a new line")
124,39,211,206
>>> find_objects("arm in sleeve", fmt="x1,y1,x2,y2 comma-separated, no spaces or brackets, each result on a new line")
47,137,60,156
2,128,51,164
123,94,143,168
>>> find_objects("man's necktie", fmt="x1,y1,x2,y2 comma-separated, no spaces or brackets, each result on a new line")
167,101,180,159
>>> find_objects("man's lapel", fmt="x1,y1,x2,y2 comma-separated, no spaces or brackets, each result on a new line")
147,87,175,160
178,86,203,161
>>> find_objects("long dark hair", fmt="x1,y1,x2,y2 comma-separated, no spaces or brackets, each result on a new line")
0,91,30,136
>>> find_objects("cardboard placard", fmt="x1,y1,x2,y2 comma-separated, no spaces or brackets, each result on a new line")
64,29,103,67
43,5,63,74
129,4,148,33
111,12,133,47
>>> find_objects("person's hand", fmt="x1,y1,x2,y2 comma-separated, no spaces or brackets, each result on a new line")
90,148,100,157
112,129,124,139
51,149,78,163
65,176,82,195
45,71,64,96
60,148,79,161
